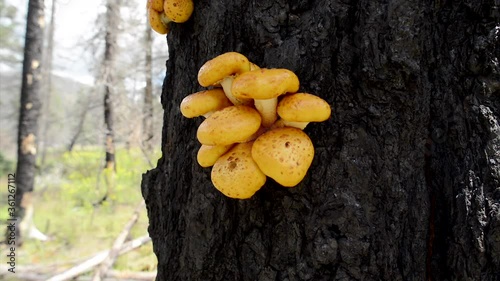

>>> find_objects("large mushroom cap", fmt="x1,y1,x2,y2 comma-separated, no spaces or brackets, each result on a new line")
164,0,194,23
197,105,262,145
197,52,251,87
180,89,232,118
277,93,331,122
211,142,266,199
232,68,300,100
251,127,314,187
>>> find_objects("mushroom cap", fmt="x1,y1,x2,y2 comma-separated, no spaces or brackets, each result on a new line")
277,93,331,122
251,127,314,187
198,52,251,87
232,68,300,100
197,105,262,145
197,144,234,167
164,0,194,23
211,142,266,199
147,0,164,12
148,8,169,34
180,89,232,118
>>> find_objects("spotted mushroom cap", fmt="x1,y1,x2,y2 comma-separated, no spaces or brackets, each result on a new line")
197,105,262,145
164,0,194,23
277,93,331,122
211,142,266,199
251,127,314,187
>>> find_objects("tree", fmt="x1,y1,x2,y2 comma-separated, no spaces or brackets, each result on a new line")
141,1,499,280
142,25,154,152
13,0,47,243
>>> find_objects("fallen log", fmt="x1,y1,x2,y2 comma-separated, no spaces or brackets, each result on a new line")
92,201,145,281
45,235,151,281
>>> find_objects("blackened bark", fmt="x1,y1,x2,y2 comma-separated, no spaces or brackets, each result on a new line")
103,0,119,171
141,1,499,280
13,0,45,241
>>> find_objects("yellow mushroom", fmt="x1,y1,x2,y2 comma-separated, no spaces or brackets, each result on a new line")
211,142,266,199
197,52,253,106
197,144,234,167
148,7,170,34
276,93,331,129
180,89,232,118
232,68,300,128
197,105,262,146
147,0,164,12
164,0,194,23
251,127,314,187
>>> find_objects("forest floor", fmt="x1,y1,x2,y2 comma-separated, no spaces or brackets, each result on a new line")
0,146,160,280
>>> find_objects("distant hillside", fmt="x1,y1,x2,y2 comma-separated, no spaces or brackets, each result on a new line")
0,69,93,160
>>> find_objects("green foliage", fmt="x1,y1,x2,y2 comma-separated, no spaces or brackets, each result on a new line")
0,0,22,64
0,151,14,177
0,146,160,272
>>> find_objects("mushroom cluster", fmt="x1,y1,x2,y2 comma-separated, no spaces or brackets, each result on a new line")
147,0,194,34
180,52,331,199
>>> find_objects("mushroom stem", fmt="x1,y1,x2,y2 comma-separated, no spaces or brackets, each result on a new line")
254,98,278,128
220,76,244,105
280,120,309,130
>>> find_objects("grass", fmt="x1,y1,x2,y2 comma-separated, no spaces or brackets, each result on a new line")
0,146,160,277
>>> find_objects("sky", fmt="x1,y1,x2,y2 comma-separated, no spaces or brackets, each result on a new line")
7,0,168,86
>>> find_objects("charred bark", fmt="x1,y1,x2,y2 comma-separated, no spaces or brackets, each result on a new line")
12,0,45,243
141,0,499,280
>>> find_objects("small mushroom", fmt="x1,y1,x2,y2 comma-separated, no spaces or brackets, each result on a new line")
197,105,262,146
147,0,164,12
148,7,170,35
164,0,194,23
180,89,232,118
197,144,234,167
232,68,300,128
197,52,253,105
276,93,331,129
251,127,314,187
211,142,266,199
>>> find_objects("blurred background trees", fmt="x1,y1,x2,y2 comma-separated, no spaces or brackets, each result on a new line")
0,0,165,277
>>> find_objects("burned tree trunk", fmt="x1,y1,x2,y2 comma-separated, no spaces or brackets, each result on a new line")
141,0,499,280
12,0,46,244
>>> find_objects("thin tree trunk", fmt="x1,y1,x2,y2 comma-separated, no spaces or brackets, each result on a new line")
142,25,154,152
11,0,45,244
141,0,499,280
39,0,56,166
103,0,119,172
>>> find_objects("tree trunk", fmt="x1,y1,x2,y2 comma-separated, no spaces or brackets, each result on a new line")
12,0,45,244
141,1,500,280
103,0,119,171
142,25,154,152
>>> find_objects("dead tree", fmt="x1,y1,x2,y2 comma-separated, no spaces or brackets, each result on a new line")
11,0,47,244
141,1,500,280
